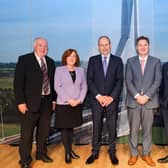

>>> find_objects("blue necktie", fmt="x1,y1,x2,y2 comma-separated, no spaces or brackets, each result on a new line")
103,57,108,76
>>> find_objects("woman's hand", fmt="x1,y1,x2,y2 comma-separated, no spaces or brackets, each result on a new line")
68,99,80,107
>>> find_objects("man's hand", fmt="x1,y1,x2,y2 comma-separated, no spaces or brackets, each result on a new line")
136,95,149,105
18,103,28,114
96,95,114,107
103,96,114,106
96,95,106,107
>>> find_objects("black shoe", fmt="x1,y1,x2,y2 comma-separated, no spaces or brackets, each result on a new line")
20,163,30,168
36,154,53,163
18,159,31,168
85,154,98,164
65,153,72,164
109,154,119,165
18,156,32,165
157,155,168,163
71,150,80,159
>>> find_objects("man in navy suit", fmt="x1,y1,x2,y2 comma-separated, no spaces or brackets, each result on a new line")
86,35,123,165
14,37,56,168
157,62,168,163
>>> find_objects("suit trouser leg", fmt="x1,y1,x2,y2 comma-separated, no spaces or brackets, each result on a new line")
141,107,154,155
91,100,104,155
127,107,141,156
161,107,168,141
36,98,52,156
105,103,117,155
19,112,39,164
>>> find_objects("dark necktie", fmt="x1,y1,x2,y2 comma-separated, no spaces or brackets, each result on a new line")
103,57,108,76
41,58,49,94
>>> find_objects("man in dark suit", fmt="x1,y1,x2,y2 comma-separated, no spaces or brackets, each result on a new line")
157,62,168,163
14,37,56,168
86,35,123,165
125,36,161,166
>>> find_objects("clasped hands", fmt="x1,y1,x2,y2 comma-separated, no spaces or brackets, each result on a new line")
136,95,149,105
68,99,81,107
96,95,113,107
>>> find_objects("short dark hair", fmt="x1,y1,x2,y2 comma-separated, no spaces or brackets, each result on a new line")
62,48,80,66
98,35,111,45
136,36,150,45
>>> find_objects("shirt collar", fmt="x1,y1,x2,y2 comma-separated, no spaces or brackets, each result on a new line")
34,52,46,62
34,52,46,64
34,52,41,62
138,55,148,62
101,54,110,60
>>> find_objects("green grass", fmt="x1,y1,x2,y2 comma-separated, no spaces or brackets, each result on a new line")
0,123,20,138
0,68,15,71
0,77,13,89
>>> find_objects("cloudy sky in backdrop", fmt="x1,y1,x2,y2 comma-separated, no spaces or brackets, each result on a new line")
0,0,168,62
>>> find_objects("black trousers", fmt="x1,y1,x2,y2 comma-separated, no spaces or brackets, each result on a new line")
91,100,117,155
19,97,52,164
161,106,168,141
61,128,73,154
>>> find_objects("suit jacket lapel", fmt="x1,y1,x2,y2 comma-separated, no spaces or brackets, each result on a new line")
134,56,143,79
105,54,117,79
64,66,75,85
46,56,52,79
31,53,42,73
105,54,113,78
143,56,150,76
97,55,105,78
143,56,152,81
74,67,80,85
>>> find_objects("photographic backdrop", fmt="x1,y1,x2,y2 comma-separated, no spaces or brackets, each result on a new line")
0,0,168,144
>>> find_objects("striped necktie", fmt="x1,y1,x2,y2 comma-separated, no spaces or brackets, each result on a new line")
41,58,49,94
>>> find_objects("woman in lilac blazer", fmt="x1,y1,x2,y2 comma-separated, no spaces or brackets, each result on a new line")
54,49,87,163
